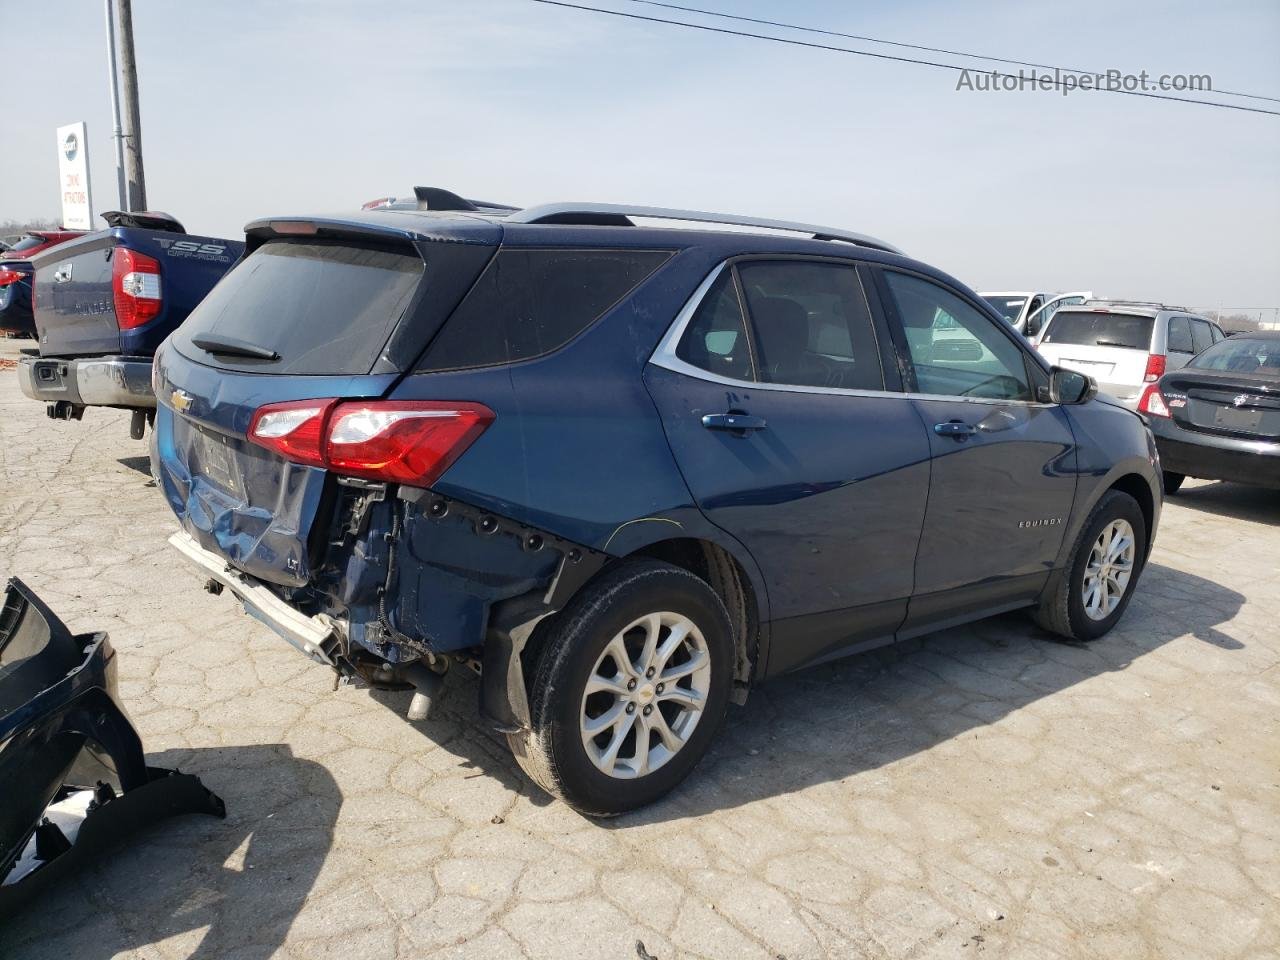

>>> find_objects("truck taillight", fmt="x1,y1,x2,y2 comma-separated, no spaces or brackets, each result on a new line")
1137,383,1170,418
112,248,163,330
1143,353,1166,382
0,269,23,286
247,399,494,487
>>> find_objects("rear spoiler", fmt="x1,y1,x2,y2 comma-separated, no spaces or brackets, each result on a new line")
101,210,187,234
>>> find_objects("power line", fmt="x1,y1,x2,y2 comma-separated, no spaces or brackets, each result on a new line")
630,0,1280,105
528,0,1280,117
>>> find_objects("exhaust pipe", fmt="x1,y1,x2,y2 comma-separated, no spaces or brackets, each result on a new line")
403,661,445,721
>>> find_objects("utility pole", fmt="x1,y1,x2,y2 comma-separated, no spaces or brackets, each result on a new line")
115,0,146,211
104,0,127,211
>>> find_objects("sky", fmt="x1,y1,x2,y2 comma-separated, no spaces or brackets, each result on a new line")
4,0,1278,312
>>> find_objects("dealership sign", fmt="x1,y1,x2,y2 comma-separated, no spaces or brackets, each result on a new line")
56,121,92,230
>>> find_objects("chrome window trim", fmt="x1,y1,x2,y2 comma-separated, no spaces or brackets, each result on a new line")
649,261,1057,408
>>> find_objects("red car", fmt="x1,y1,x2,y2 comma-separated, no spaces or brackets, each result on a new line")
0,229,85,337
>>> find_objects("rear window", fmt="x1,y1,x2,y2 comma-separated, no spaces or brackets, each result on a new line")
7,235,47,253
1041,312,1154,350
419,249,670,371
174,241,423,375
1190,337,1280,374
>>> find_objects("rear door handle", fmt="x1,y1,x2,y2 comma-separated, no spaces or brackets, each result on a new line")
702,413,767,432
934,419,976,439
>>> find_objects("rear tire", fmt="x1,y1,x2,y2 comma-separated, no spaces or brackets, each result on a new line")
1162,471,1186,495
1033,489,1147,642
508,560,734,817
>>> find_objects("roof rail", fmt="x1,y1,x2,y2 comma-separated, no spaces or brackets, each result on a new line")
506,202,903,254
1084,298,1190,311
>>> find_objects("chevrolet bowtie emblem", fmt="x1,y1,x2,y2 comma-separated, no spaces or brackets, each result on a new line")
170,389,193,413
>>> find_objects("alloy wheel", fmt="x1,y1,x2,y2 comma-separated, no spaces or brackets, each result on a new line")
1081,518,1136,621
579,611,712,779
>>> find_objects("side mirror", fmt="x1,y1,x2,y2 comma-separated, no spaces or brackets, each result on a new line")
1049,366,1097,404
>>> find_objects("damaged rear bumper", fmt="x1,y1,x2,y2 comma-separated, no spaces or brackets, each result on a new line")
166,490,609,733
167,530,339,665
0,578,224,916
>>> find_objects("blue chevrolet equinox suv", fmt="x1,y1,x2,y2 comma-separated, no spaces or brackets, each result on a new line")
151,189,1161,815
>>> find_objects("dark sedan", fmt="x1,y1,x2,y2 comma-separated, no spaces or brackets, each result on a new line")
1139,331,1280,492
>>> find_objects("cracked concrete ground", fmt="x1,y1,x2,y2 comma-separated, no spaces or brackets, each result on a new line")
0,335,1276,959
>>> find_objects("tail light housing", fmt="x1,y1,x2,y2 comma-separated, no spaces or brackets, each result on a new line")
0,268,23,286
112,248,163,330
1143,353,1166,382
1138,383,1170,418
248,399,494,487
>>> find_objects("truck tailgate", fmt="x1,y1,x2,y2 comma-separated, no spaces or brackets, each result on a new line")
32,233,119,358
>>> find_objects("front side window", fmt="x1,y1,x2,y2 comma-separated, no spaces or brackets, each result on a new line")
883,271,1032,401
736,260,883,390
675,270,755,382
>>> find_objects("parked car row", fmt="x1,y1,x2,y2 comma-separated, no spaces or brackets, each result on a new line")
6,189,1270,814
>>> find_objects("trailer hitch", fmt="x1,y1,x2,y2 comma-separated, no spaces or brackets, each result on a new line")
0,578,225,919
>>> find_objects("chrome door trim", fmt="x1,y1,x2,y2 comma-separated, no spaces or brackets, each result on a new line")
648,261,1057,408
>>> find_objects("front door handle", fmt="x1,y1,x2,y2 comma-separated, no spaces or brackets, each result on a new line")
934,419,976,439
702,413,767,433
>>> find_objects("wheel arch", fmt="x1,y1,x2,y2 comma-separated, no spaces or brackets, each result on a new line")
619,536,764,696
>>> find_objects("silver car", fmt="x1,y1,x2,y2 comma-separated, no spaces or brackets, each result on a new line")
1036,301,1226,409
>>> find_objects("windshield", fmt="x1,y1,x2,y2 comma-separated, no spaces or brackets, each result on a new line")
982,296,1027,324
1189,337,1280,374
1041,312,1154,350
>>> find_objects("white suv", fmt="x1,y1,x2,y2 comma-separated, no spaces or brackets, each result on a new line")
980,290,1092,338
1036,301,1226,409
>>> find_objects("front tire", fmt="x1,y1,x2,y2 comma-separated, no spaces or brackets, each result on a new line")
1162,470,1186,495
1033,489,1147,642
508,560,734,817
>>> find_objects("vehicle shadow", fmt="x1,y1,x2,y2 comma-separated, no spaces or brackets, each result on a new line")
608,560,1247,825
0,743,340,960
116,455,153,477
1166,481,1279,524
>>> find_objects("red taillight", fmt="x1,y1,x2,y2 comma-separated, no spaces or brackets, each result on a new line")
0,269,23,286
1143,353,1166,382
248,399,494,487
1138,383,1170,418
247,399,336,468
112,248,163,330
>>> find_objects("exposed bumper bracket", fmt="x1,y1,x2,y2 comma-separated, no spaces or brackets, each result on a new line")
168,531,339,665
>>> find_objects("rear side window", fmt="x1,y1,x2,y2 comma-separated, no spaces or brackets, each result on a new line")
1190,319,1214,354
676,270,755,382
1042,312,1154,350
736,260,883,390
420,249,670,371
174,241,423,375
1167,316,1194,353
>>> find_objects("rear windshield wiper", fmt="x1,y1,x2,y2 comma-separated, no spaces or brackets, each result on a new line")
1092,339,1140,349
190,334,280,361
